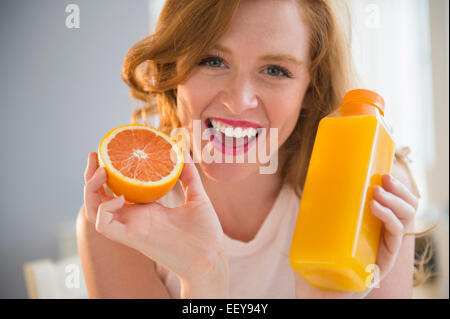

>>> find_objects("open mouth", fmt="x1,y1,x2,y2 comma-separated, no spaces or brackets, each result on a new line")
205,118,262,155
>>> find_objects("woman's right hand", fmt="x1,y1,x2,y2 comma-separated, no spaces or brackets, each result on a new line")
83,151,229,298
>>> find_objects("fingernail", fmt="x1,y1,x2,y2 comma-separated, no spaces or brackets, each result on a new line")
98,167,106,177
183,150,192,163
104,212,113,224
387,174,396,184
371,199,382,210
373,186,384,199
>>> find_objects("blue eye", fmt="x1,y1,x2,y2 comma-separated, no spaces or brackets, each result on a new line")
264,65,293,79
198,56,225,68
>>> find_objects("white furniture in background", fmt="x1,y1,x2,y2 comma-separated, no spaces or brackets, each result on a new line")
23,254,87,299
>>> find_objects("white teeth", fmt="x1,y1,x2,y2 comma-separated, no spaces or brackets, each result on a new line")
224,127,234,137
209,119,259,139
243,128,257,137
234,127,243,138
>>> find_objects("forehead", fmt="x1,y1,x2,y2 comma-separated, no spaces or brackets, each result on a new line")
218,0,310,58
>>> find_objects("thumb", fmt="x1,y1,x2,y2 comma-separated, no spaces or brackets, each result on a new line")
179,150,208,203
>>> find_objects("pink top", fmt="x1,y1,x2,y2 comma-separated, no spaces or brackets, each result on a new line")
155,181,302,299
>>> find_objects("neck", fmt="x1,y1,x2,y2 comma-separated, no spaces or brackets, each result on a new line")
196,159,285,242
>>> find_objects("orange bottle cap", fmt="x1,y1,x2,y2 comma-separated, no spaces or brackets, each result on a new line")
342,89,386,116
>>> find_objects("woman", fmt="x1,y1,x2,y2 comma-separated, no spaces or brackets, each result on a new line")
77,0,420,298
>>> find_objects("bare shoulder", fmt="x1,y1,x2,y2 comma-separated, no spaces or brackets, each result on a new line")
76,206,171,298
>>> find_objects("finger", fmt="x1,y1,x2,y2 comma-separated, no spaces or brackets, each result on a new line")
85,167,106,194
382,174,419,211
370,200,404,253
373,185,416,225
370,199,404,235
84,167,107,223
84,152,99,184
95,195,130,244
179,150,208,203
99,183,115,200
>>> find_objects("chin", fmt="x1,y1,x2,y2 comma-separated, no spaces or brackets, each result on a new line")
198,161,258,183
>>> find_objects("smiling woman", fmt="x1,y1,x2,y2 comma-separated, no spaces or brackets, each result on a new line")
123,0,355,196
77,0,426,299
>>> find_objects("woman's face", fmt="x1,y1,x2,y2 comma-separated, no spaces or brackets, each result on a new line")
176,0,311,182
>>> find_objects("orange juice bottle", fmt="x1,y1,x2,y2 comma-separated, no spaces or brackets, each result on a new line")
289,89,395,292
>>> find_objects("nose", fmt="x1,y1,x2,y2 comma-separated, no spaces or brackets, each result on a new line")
220,73,259,114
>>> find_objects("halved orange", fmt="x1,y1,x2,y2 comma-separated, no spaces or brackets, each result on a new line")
98,124,184,203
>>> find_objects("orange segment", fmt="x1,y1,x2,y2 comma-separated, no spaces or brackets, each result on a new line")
98,124,184,203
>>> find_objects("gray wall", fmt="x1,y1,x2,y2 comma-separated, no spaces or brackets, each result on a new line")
0,0,149,298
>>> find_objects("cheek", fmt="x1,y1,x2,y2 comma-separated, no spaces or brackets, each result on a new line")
177,74,218,125
263,88,304,143
177,85,195,126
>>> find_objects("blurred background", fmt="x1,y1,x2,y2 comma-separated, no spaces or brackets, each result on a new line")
0,0,448,298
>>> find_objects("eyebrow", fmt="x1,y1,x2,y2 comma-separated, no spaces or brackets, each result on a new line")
212,44,303,66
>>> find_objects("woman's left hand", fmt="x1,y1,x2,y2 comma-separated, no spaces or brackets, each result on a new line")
295,173,419,299
368,173,418,285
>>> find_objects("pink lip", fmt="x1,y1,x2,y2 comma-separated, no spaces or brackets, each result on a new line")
208,117,262,128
